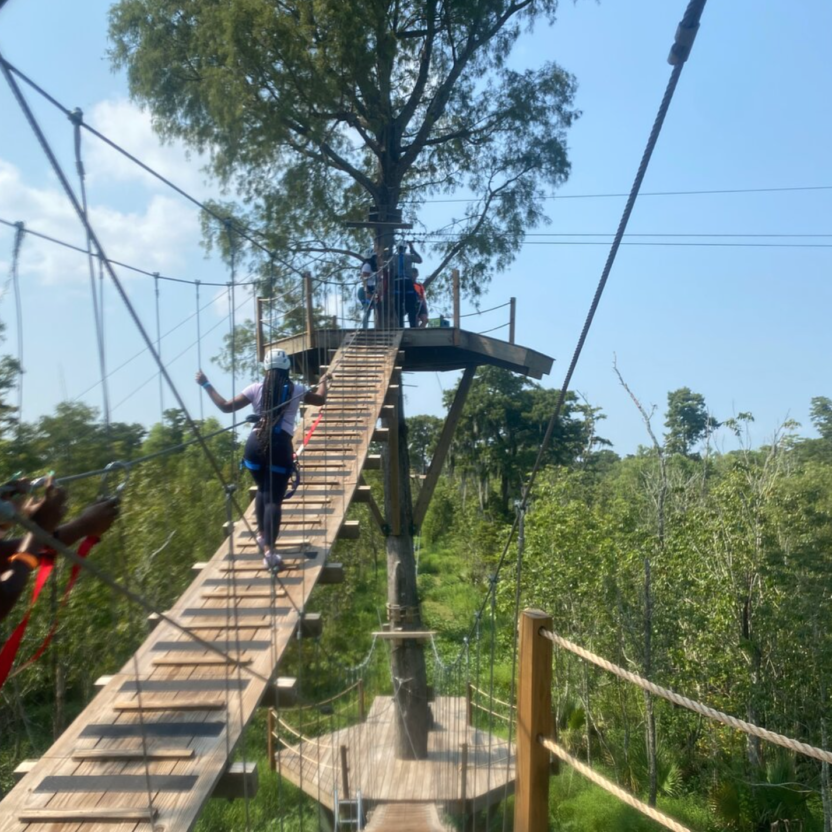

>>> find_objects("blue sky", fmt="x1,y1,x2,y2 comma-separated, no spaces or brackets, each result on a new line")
0,0,829,456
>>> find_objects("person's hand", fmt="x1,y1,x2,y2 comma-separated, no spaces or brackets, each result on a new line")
195,369,208,386
23,478,67,535
74,497,120,538
0,478,31,532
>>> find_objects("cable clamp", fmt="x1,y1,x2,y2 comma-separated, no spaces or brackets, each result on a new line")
100,460,130,499
668,20,700,65
68,107,83,127
225,484,237,496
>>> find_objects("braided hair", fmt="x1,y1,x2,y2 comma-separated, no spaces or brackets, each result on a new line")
255,367,295,449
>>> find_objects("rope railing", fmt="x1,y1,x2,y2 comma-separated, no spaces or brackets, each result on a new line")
539,737,693,832
459,300,511,318
541,628,832,766
290,681,363,711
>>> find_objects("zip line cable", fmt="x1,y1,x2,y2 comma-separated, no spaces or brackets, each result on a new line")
0,216,261,287
469,0,709,631
0,57,320,280
409,183,832,205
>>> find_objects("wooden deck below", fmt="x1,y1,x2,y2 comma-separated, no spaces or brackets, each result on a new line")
364,802,451,831
274,696,515,814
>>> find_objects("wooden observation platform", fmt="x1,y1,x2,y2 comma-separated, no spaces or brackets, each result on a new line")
273,695,515,814
0,320,553,831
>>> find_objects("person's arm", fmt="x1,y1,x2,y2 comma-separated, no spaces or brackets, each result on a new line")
0,480,67,621
408,242,423,264
304,374,330,407
54,497,120,547
195,370,251,413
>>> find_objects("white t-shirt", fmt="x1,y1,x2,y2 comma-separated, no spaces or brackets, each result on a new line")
242,380,309,434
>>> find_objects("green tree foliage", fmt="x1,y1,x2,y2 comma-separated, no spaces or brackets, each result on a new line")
810,396,832,441
445,366,601,513
664,386,719,457
108,0,579,294
406,413,443,474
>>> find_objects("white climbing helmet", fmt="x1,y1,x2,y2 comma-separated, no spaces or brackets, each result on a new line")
263,348,291,372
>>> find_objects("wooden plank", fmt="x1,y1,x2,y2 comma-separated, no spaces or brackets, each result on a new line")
71,749,195,762
112,698,228,712
152,656,253,667
35,774,198,793
413,365,476,528
18,807,158,824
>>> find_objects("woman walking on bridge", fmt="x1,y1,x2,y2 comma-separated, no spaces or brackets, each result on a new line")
196,349,329,571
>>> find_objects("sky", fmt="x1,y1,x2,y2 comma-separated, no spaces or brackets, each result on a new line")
0,0,830,458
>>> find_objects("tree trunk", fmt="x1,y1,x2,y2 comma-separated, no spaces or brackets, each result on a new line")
644,557,658,806
383,388,429,759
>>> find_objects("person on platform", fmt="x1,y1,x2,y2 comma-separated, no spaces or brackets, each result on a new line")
393,242,422,328
196,350,329,572
411,268,429,328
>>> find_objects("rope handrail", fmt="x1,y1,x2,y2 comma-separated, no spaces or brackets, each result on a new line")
470,700,511,722
469,684,512,711
540,737,693,832
274,716,341,755
542,628,832,766
459,301,511,318
291,680,362,710
478,322,509,335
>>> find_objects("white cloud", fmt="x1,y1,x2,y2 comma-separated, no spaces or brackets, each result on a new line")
85,98,218,202
0,157,200,287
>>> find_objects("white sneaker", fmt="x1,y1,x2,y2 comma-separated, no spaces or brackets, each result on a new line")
263,551,284,573
256,533,266,552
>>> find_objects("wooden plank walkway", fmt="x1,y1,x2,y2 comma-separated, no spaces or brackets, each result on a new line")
364,802,451,832
0,331,403,831
274,696,515,813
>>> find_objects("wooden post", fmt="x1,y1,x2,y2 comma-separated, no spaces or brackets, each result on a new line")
358,679,365,722
466,682,473,727
413,365,476,528
256,298,265,361
304,272,314,340
514,609,553,832
267,710,276,772
460,742,469,822
452,269,460,329
509,296,516,344
340,744,350,800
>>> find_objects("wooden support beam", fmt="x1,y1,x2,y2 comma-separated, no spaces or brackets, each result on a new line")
256,297,265,361
211,761,259,801
147,612,163,631
358,477,386,533
352,484,371,503
413,365,476,528
514,609,553,832
260,676,298,708
364,454,382,471
299,613,323,638
452,268,460,329
319,563,345,584
387,393,401,535
337,520,360,540
384,384,400,405
371,427,389,442
13,760,36,783
304,273,314,340
340,744,350,800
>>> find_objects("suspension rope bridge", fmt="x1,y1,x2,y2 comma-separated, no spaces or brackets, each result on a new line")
4,1,828,831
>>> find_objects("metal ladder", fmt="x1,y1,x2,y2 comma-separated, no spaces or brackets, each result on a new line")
333,788,364,831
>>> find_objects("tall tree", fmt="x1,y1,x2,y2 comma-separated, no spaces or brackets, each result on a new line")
109,0,578,292
664,387,718,457
810,396,832,441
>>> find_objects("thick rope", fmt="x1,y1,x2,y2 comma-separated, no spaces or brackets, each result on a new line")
540,738,693,832
469,0,709,634
541,628,832,766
